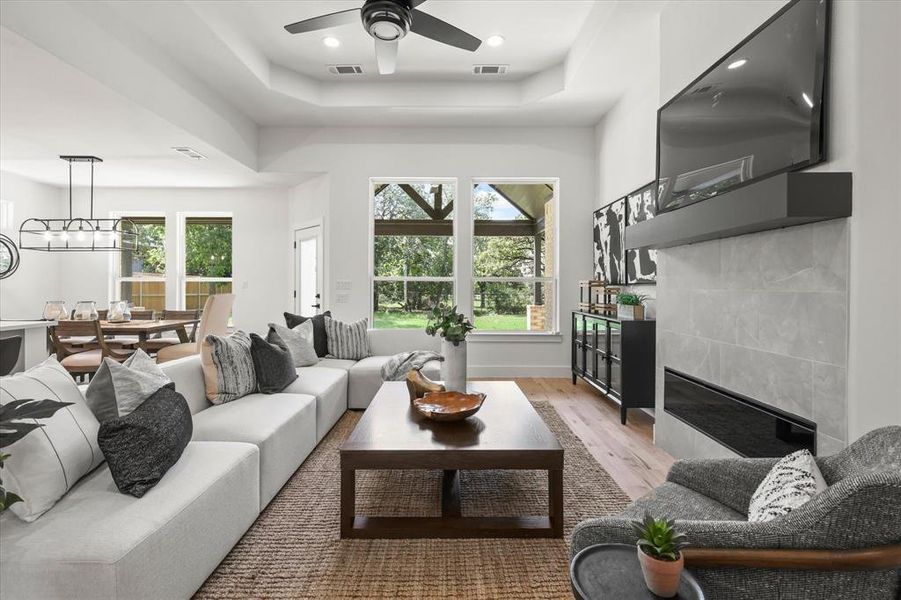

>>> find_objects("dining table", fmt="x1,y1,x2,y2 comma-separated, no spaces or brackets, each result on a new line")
98,318,201,351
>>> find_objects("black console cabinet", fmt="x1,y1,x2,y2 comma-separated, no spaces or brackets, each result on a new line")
571,311,656,424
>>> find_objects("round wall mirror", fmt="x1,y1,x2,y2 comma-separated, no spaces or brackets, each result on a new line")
0,233,21,279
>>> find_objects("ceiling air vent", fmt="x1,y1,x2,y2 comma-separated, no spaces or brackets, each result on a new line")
328,64,364,75
172,147,206,160
473,64,508,75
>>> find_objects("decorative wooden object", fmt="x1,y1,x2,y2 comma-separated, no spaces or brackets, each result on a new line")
579,280,620,315
405,368,445,403
683,544,901,571
413,391,487,422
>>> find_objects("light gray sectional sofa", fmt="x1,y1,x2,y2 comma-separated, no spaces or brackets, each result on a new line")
0,329,441,600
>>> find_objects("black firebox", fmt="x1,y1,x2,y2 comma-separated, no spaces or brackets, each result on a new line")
663,368,816,457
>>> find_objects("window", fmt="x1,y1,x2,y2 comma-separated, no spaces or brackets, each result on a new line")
472,182,556,332
371,181,455,329
183,216,233,310
117,216,166,311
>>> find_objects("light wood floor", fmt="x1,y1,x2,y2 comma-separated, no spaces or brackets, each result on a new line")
508,377,673,500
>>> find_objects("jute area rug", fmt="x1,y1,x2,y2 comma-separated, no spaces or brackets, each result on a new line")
196,401,631,599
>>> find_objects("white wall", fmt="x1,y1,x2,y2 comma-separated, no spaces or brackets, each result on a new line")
0,171,63,319
267,126,597,376
52,187,292,335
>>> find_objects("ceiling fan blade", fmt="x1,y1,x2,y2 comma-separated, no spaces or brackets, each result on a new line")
284,8,360,34
409,9,481,51
374,39,398,75
409,0,428,6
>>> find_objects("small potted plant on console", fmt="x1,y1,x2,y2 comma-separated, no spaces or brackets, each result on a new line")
632,512,689,598
616,292,648,320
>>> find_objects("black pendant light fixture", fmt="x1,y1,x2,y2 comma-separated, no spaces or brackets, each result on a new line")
19,155,138,252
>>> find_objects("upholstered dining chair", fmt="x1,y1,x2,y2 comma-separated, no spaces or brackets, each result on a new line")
155,294,234,363
143,309,201,354
571,426,901,599
49,320,134,380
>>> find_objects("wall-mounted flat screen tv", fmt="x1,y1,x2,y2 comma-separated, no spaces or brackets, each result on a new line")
656,0,829,214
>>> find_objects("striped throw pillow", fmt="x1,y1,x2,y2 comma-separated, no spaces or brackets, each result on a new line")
748,449,827,523
324,317,370,360
201,331,256,404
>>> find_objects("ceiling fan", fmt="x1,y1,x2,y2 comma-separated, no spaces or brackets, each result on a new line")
284,0,481,75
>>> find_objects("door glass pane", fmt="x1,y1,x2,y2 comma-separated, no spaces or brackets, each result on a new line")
299,236,318,314
373,281,453,329
610,322,622,358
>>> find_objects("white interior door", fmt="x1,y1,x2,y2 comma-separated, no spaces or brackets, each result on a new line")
294,225,323,315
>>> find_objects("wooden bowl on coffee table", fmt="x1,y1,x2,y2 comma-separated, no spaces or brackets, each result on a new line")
413,391,487,422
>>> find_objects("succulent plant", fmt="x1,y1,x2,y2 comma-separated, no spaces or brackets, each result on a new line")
425,305,474,346
631,512,689,561
616,292,649,306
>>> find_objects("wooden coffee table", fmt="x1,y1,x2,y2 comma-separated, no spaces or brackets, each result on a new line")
340,381,564,539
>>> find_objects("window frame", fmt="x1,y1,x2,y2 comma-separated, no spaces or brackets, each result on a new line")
110,212,168,310
178,212,234,311
368,177,458,330
469,177,560,336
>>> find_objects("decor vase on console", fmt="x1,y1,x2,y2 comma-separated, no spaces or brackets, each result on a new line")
425,305,475,393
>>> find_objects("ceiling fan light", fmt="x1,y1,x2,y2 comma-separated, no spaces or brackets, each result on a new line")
486,35,505,47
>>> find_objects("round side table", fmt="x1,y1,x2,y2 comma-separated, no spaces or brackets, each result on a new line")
570,543,705,599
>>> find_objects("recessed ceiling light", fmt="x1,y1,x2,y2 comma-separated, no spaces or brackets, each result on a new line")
727,58,747,70
486,35,505,47
322,36,340,48
802,92,814,108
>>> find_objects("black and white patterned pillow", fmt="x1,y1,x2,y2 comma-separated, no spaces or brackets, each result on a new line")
324,317,370,360
201,331,256,404
748,449,827,522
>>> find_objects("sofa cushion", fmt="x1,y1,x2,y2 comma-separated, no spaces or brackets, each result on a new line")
347,356,442,409
268,321,319,367
0,441,259,600
0,356,105,523
317,358,357,371
250,333,298,394
324,316,370,360
191,392,317,507
98,384,193,498
201,331,255,404
284,310,331,358
157,355,208,414
621,481,746,522
284,367,348,441
85,349,170,422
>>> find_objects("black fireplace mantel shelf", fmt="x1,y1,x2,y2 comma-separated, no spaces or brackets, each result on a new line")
625,171,852,250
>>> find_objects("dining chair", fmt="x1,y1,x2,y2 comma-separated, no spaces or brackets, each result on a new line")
156,295,235,363
144,309,201,353
0,336,23,376
49,320,134,380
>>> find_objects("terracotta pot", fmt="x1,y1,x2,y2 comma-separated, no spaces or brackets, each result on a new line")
637,545,683,598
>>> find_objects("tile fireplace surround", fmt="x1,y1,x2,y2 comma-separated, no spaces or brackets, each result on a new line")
654,219,849,459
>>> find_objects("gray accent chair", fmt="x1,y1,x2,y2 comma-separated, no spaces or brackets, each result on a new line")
572,426,901,600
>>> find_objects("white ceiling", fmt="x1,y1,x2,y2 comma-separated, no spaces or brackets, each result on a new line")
0,0,665,187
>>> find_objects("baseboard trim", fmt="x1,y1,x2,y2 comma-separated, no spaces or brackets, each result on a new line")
468,365,572,378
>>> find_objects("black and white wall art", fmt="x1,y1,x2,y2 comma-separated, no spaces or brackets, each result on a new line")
593,197,625,284
625,181,658,284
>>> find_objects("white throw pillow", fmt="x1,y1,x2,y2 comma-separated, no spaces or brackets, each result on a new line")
748,449,827,523
0,357,104,522
85,349,171,422
268,321,319,367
